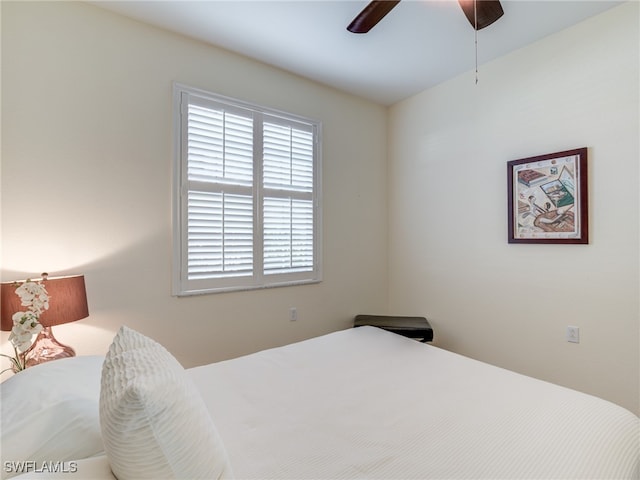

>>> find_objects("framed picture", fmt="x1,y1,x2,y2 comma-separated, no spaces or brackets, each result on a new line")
507,147,588,244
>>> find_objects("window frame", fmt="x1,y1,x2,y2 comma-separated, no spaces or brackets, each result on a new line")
172,83,322,296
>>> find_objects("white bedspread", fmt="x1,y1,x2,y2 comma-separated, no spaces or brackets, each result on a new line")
188,326,639,479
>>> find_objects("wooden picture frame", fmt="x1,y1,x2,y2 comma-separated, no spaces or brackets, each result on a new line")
507,148,588,244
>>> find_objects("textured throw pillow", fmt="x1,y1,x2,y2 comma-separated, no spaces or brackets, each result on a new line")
99,326,233,479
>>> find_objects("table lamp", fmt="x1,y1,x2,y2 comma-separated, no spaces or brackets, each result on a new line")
1,274,89,367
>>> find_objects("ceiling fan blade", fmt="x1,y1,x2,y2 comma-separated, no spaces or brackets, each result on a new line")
347,1,401,34
458,0,504,30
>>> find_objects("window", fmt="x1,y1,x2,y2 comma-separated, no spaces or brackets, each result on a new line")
173,84,322,295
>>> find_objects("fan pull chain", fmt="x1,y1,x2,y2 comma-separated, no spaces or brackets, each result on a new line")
474,0,478,84
475,30,478,84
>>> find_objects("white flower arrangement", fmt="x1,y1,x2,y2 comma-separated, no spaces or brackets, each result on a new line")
1,278,50,374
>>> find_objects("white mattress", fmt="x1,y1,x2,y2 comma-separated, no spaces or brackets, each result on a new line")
188,326,639,479
9,326,638,480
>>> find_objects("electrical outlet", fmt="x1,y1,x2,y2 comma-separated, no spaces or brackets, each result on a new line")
566,326,580,343
289,307,298,321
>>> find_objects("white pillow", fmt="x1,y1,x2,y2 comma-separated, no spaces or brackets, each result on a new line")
1,356,106,480
99,326,233,480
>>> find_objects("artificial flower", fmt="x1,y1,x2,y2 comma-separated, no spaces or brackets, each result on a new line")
9,312,43,352
15,280,49,315
1,277,49,374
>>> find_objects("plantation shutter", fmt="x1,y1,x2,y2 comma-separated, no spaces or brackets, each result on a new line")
186,101,255,281
263,119,315,275
174,85,321,295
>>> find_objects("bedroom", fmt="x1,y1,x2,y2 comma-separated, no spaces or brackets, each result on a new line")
1,0,637,437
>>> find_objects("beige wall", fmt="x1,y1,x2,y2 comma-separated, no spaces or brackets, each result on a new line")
0,2,388,367
388,2,639,414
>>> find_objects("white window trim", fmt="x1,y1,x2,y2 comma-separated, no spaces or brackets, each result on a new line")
172,83,322,296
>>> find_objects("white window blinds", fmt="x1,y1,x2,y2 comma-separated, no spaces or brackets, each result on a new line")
173,85,322,295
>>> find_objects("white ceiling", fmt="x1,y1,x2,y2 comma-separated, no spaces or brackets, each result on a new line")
92,0,623,105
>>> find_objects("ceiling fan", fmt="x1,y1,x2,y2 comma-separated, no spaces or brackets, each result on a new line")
347,0,504,34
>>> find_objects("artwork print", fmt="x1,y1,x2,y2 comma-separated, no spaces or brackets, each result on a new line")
507,148,588,244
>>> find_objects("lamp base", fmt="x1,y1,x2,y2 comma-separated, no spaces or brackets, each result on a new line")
24,326,75,368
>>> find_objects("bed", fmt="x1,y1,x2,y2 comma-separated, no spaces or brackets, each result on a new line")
1,325,638,479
